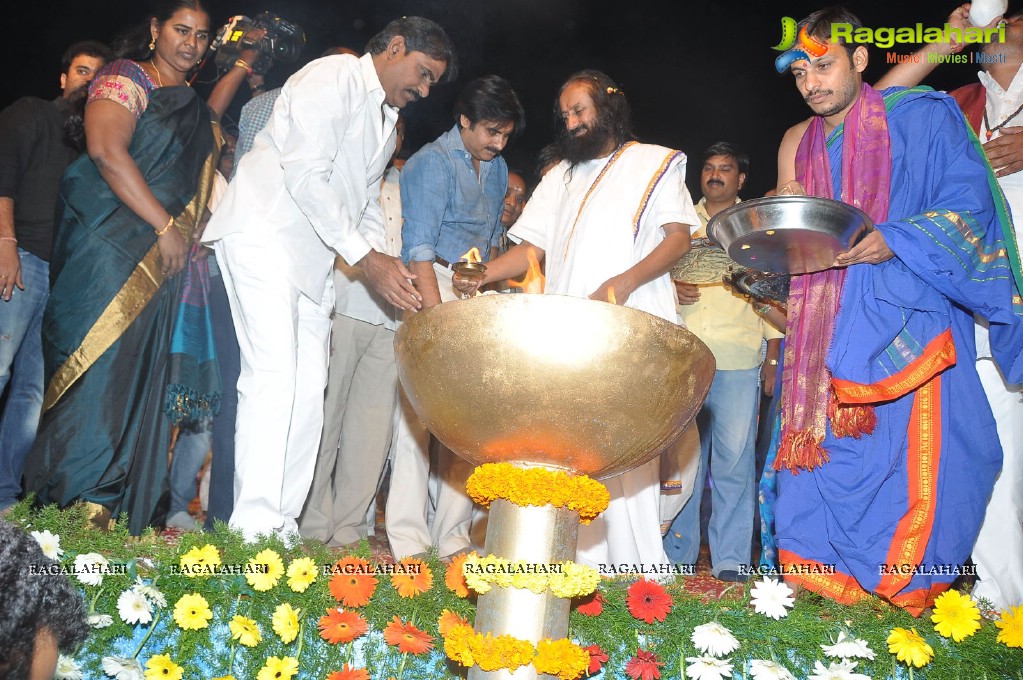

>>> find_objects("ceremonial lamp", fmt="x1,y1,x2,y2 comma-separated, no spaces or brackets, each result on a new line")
395,294,715,679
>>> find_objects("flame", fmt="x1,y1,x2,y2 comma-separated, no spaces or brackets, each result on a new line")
461,247,482,263
607,287,617,305
508,248,545,294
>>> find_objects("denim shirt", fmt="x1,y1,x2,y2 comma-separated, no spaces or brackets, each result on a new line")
400,125,506,263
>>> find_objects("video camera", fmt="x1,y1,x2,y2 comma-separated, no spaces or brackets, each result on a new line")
211,11,306,76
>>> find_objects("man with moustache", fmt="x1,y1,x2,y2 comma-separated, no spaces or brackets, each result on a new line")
201,16,457,543
663,142,782,582
0,40,110,514
399,73,524,558
771,6,1023,614
455,69,699,569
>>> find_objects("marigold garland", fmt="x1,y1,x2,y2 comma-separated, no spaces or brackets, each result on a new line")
442,622,588,680
462,552,599,598
465,462,610,523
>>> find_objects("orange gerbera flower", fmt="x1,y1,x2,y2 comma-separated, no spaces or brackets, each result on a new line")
626,578,672,624
325,665,370,680
445,552,470,598
328,556,378,608
437,609,470,637
390,558,432,598
318,607,368,645
383,616,434,655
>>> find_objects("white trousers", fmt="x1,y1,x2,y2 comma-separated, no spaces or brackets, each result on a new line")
214,236,333,542
972,351,1023,611
385,388,435,558
577,457,669,572
300,315,397,546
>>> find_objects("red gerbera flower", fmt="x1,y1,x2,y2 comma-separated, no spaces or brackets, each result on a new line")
318,607,369,644
576,591,605,616
585,643,609,676
625,578,672,624
625,649,664,680
328,556,378,608
325,665,370,680
382,615,435,655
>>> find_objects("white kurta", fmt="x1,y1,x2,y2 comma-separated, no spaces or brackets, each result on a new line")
510,143,699,570
972,69,1023,611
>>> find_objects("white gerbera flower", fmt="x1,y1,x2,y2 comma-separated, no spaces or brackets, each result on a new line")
88,613,114,628
821,631,876,660
691,621,740,657
116,588,153,625
54,654,83,680
749,577,796,619
73,552,109,586
685,655,733,680
808,659,871,680
749,658,797,680
30,529,63,560
133,578,166,608
101,657,144,680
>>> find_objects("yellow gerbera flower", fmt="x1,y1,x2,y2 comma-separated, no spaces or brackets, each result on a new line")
228,614,262,647
996,605,1023,648
887,627,934,668
256,656,299,680
286,556,318,593
172,593,213,631
272,602,301,643
178,544,221,578
212,676,236,680
246,549,285,592
144,653,184,680
930,590,981,642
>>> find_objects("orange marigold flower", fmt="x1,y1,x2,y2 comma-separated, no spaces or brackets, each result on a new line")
443,623,477,667
390,558,432,598
445,552,470,598
534,638,590,680
325,665,370,680
438,609,470,637
626,578,672,624
328,556,378,608
318,607,368,645
575,591,604,616
383,616,434,655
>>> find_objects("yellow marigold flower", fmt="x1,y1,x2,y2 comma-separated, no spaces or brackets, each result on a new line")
996,605,1023,648
549,561,600,599
228,614,261,647
212,676,236,680
246,549,285,592
286,556,318,593
465,463,609,523
172,593,213,631
443,623,477,667
256,656,299,680
178,544,221,578
472,633,534,673
930,589,981,642
144,653,183,680
534,638,590,680
887,627,934,668
272,602,301,643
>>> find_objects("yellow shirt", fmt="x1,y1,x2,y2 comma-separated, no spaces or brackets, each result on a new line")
678,198,783,370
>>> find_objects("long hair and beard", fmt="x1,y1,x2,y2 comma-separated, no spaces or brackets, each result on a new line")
555,107,617,166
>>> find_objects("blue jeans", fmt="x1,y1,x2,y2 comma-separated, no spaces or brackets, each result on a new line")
170,419,212,516
0,249,49,510
663,367,760,575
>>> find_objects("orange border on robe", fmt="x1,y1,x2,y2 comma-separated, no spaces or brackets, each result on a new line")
778,549,872,606
832,328,955,404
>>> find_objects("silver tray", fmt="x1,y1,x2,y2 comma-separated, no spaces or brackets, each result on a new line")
706,195,873,274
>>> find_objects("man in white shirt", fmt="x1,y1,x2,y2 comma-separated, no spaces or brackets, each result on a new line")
300,117,406,547
201,17,457,542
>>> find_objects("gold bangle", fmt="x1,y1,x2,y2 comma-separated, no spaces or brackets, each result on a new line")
155,216,174,237
234,59,253,75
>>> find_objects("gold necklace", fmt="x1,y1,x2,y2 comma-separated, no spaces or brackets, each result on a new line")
149,59,164,88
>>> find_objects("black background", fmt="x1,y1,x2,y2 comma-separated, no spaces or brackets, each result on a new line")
3,0,995,198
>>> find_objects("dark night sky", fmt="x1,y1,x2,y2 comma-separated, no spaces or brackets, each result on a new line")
2,0,994,198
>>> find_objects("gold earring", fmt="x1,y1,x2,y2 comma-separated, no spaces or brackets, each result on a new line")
149,37,156,51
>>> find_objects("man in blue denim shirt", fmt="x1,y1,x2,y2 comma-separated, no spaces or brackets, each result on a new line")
397,74,524,557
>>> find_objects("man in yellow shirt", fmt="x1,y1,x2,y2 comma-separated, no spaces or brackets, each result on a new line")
663,142,782,582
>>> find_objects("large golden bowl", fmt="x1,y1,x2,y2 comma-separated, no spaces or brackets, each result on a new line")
394,293,715,480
